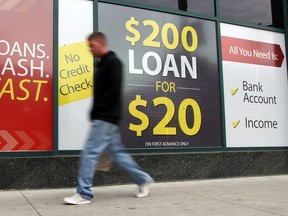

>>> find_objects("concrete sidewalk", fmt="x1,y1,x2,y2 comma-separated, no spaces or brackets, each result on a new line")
1,175,288,216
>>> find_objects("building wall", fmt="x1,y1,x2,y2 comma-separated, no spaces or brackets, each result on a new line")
0,0,287,189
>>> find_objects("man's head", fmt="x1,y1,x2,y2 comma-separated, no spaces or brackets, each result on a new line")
88,32,109,58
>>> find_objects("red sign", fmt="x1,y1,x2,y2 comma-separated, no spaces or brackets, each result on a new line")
222,36,284,67
0,1,53,151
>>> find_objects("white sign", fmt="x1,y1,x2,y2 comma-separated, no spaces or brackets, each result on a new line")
58,0,93,150
221,23,288,147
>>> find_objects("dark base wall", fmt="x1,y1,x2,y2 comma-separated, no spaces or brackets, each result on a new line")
1,151,288,189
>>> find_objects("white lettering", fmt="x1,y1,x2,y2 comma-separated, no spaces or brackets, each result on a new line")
128,49,197,79
142,51,162,76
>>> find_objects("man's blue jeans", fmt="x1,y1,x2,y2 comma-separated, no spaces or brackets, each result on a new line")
77,120,152,200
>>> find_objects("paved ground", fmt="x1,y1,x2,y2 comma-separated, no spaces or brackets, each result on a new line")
1,175,288,216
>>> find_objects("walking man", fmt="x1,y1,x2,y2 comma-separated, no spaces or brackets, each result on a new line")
64,32,154,205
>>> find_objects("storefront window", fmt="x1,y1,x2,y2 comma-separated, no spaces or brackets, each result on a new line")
0,0,54,151
219,0,284,28
124,0,215,16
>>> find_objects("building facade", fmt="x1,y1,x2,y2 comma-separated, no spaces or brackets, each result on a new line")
0,0,287,189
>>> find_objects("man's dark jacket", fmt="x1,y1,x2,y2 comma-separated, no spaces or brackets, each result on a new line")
90,51,122,125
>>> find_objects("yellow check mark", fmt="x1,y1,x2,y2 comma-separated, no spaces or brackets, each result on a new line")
232,120,240,128
231,87,239,96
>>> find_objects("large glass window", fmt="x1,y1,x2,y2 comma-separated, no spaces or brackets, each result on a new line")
123,0,215,16
0,0,54,152
219,0,284,28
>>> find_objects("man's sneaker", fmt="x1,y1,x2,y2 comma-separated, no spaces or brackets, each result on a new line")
136,178,154,198
64,193,92,205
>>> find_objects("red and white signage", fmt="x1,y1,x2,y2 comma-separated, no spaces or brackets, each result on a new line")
221,23,288,147
0,1,53,151
222,36,284,67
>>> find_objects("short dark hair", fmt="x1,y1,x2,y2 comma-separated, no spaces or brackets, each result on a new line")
88,32,107,43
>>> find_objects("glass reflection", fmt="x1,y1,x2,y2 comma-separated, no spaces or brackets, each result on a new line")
124,0,215,16
219,0,283,28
